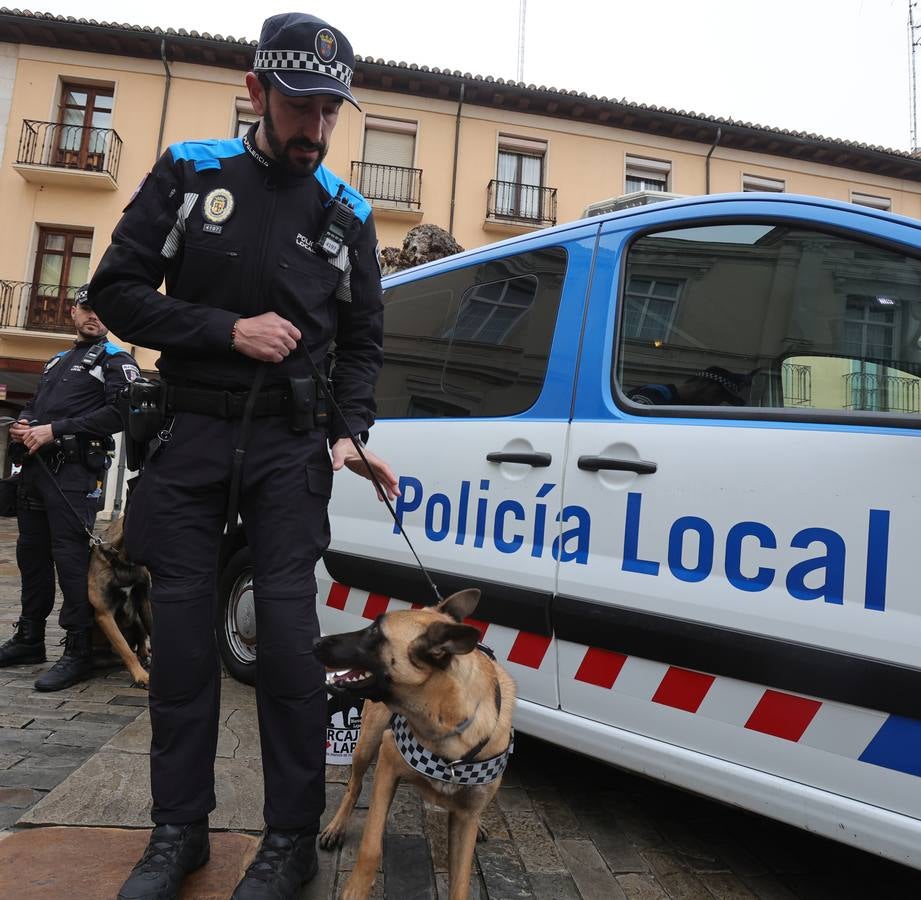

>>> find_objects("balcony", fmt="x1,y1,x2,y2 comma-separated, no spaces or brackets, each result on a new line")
843,371,920,414
14,120,122,189
0,281,81,334
351,161,423,221
485,180,557,233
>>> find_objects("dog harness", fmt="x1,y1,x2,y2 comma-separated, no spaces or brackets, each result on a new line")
389,713,514,786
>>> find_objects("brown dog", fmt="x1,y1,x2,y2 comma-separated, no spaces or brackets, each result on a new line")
314,589,516,900
87,515,152,688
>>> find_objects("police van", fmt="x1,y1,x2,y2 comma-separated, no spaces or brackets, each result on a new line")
219,193,921,868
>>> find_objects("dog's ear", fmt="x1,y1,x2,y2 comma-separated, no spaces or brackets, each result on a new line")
410,621,480,670
436,589,480,623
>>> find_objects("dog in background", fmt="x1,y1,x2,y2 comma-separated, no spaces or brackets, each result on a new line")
88,515,152,688
315,588,516,900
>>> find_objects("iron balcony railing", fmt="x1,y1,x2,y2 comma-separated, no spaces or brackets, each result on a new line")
351,161,422,208
487,179,557,226
0,281,82,333
16,120,123,182
781,362,813,407
843,371,920,413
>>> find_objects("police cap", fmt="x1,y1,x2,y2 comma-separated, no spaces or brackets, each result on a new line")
73,284,91,307
253,13,360,110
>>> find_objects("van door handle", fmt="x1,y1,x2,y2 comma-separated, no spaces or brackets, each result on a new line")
578,455,657,474
486,451,552,467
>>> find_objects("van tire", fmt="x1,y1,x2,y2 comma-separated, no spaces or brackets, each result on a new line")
217,547,257,686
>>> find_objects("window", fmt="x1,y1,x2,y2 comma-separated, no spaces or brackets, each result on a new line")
742,174,785,192
375,248,567,418
28,228,92,331
357,117,419,206
495,136,547,220
57,82,114,171
234,101,258,138
625,155,670,193
851,192,891,212
617,223,921,415
623,277,681,342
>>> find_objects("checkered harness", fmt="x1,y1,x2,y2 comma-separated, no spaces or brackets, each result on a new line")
254,50,354,87
389,713,514,786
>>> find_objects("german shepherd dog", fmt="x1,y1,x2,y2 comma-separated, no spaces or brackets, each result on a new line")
314,589,516,900
87,515,152,688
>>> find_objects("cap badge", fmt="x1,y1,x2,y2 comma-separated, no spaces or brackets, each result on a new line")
203,189,235,224
315,28,337,63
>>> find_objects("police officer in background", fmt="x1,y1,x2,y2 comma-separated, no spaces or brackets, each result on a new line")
0,286,139,691
89,13,399,900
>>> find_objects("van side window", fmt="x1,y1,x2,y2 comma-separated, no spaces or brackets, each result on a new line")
376,247,567,418
617,223,921,415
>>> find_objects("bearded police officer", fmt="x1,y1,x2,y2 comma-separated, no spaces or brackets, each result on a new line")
0,286,139,691
89,13,398,900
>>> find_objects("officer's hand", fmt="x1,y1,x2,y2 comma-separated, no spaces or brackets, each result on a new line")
9,420,30,443
232,313,301,363
331,438,400,502
23,424,54,455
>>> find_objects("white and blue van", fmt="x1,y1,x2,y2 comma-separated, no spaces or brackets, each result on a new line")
219,193,921,868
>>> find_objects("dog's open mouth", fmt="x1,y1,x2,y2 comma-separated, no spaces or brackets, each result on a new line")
326,668,376,690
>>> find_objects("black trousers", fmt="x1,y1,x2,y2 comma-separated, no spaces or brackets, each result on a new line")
16,460,98,631
125,413,332,829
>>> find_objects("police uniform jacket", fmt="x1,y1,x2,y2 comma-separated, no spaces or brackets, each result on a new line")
24,338,138,441
89,125,384,441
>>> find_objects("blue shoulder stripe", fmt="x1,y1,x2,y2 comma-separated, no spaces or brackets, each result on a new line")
313,165,371,222
170,138,245,172
103,341,127,357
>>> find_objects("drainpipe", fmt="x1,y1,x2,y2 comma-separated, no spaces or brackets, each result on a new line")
448,83,465,236
704,126,722,195
155,39,172,159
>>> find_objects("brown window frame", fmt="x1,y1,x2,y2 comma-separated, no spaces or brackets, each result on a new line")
28,227,93,332
56,82,114,172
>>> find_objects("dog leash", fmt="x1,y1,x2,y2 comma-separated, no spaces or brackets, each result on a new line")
298,343,445,605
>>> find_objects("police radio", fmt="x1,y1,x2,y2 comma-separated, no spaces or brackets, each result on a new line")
316,189,357,259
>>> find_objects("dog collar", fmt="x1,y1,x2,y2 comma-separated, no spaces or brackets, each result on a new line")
390,713,514,786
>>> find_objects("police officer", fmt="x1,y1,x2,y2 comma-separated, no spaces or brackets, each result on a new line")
89,13,398,900
0,286,139,692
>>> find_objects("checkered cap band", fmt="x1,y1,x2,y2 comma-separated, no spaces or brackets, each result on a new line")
254,50,354,87
390,714,513,786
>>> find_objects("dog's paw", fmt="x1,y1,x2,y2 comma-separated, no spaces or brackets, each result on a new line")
318,824,344,850
130,673,150,690
476,822,489,842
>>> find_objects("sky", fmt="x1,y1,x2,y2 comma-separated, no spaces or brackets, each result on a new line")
23,0,916,151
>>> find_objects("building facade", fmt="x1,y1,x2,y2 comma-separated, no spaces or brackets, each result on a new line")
1,9,920,511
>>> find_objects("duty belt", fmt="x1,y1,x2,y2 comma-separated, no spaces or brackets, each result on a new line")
166,385,316,419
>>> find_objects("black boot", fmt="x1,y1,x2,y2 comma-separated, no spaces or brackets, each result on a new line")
231,827,318,899
34,627,93,691
0,618,46,667
117,819,210,900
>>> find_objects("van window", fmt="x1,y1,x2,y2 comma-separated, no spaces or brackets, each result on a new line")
616,223,921,414
376,247,567,418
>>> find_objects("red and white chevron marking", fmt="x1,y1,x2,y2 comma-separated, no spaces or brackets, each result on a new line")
322,582,914,778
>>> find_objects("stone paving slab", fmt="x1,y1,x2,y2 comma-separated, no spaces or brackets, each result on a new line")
0,826,258,899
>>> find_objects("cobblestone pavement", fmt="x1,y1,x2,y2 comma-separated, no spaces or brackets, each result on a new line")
1,517,920,898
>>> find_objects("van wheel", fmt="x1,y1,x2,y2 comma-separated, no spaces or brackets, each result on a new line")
217,547,256,686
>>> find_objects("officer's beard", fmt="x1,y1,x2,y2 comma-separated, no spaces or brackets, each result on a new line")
263,101,328,178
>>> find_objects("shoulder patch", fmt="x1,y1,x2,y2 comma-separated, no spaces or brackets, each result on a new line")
313,165,372,223
121,363,141,383
170,138,246,172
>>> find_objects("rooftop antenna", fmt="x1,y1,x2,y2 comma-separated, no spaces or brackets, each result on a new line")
910,1,921,152
517,0,527,83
